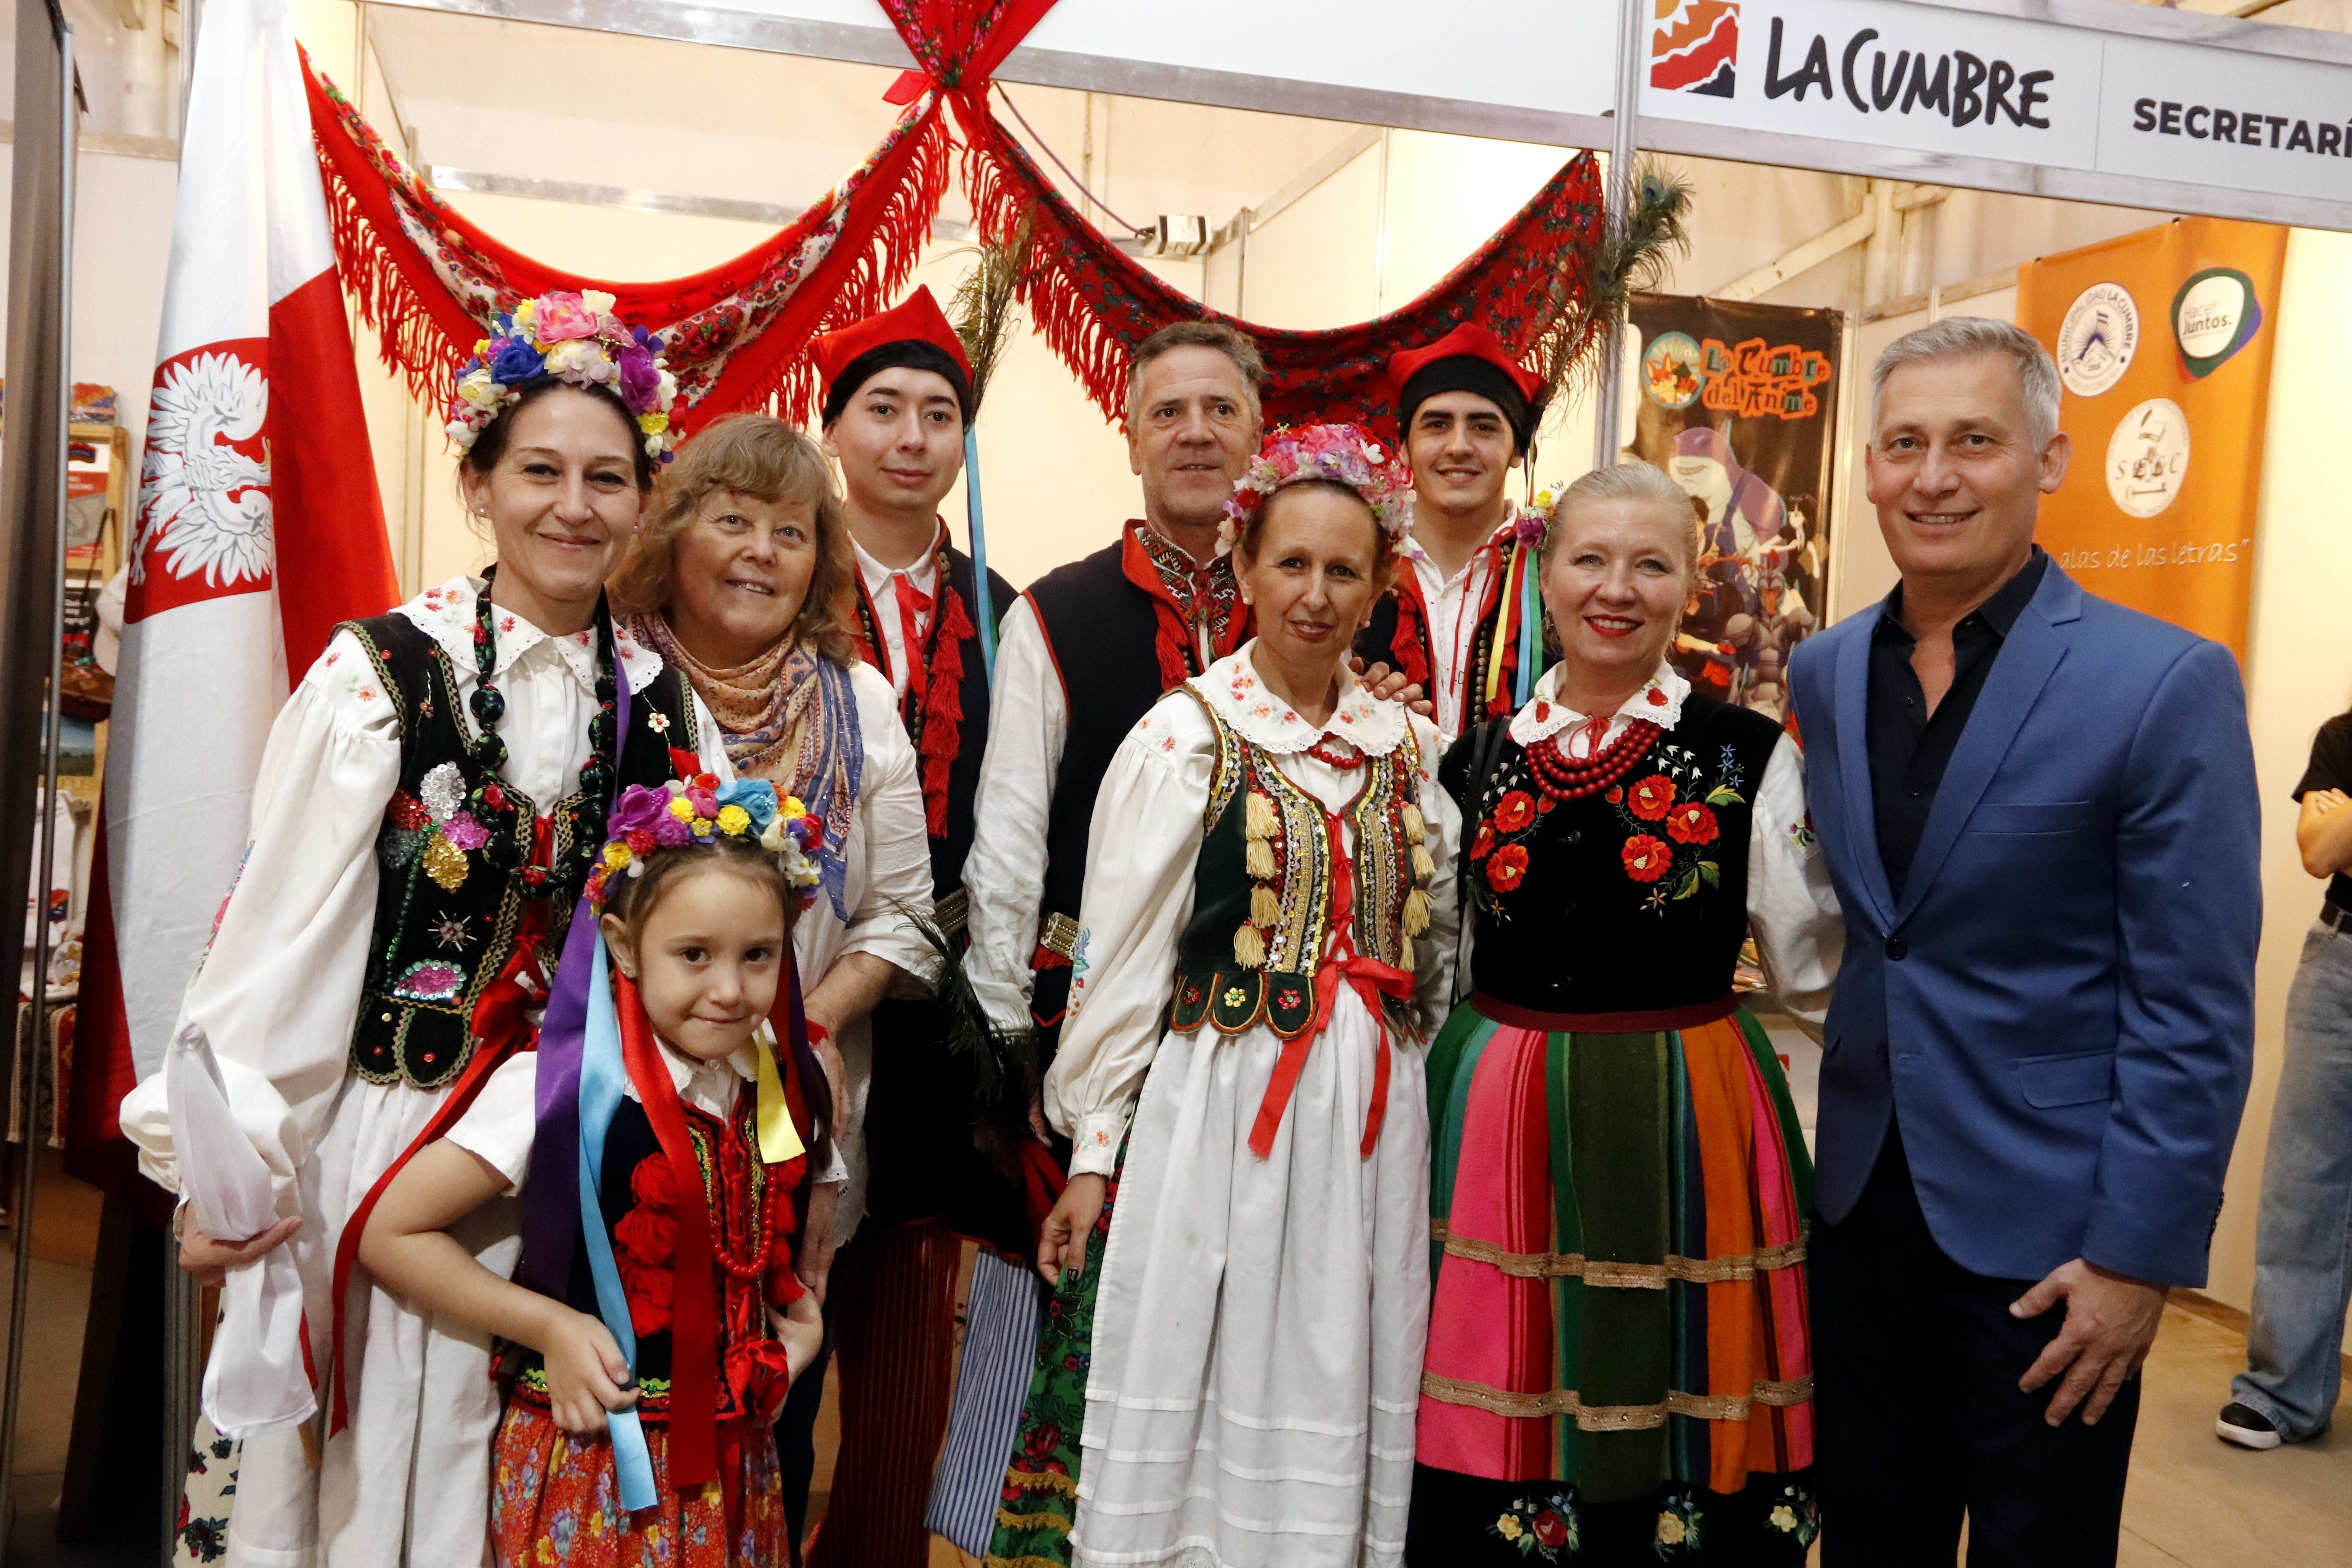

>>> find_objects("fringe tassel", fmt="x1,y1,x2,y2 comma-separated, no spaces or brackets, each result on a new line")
1251,884,1283,927
1245,838,1277,881
1245,791,1279,841
1401,802,1426,843
1403,887,1432,939
916,581,976,840
1233,924,1267,970
1412,845,1438,882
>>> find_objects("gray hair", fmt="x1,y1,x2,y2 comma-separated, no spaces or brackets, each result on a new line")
1871,316,2061,450
1125,319,1266,431
1544,461,1702,575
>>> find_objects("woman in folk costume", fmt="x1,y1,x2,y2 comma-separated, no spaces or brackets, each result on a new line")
359,778,830,1567
999,424,1461,1568
120,292,714,1566
1407,462,1840,1565
605,413,935,1552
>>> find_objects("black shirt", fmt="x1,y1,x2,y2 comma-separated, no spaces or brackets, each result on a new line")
1867,550,2050,899
2293,713,2352,914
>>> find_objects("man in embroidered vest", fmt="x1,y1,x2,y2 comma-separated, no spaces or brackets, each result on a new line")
1358,322,1544,736
1789,318,2260,1564
791,287,1019,1568
963,321,1267,1099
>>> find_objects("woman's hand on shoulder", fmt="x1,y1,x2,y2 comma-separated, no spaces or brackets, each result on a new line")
540,1307,638,1436
1351,655,1433,717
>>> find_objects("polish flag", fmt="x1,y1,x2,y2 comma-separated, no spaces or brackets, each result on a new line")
71,0,397,1181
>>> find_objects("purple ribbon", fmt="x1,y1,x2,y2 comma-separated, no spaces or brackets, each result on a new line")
521,612,632,1298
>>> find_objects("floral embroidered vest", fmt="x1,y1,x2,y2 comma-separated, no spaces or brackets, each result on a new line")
1165,689,1435,1040
1449,691,1782,1015
341,613,690,1090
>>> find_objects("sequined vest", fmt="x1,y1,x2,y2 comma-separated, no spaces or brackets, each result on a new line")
1165,690,1434,1040
341,613,691,1089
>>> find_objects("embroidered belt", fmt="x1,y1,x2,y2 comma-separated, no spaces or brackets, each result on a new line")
1420,1369,1814,1428
1039,910,1081,961
1430,1220,1808,1286
934,886,969,941
1470,991,1740,1035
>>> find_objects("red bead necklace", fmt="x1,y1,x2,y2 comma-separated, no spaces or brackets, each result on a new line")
1306,739,1366,771
1525,718,1662,803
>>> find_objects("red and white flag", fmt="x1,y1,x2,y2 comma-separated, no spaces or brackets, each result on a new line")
78,0,397,1153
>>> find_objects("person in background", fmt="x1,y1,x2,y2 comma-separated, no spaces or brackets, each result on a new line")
1411,462,1838,1564
1358,323,1546,737
1789,317,2260,1566
2217,703,2352,1451
809,288,1023,1568
608,414,935,1564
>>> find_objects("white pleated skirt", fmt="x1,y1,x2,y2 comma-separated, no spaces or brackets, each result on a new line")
1072,988,1430,1568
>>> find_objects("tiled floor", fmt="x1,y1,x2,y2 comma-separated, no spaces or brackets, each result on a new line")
4,1161,2346,1566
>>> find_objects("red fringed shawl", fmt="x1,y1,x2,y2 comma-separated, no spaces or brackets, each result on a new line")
955,97,1607,431
303,55,951,434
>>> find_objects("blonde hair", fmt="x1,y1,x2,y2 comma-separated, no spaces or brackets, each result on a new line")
609,414,861,665
1544,462,1702,580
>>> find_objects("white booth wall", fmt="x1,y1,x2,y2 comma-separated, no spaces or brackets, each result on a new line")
9,0,2348,1345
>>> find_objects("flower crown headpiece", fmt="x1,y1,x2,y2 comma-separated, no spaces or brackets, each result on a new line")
446,289,683,463
588,775,825,910
1218,422,1414,556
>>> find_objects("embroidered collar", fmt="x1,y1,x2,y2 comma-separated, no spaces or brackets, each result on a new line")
404,574,662,694
1198,642,1406,756
1510,661,1688,747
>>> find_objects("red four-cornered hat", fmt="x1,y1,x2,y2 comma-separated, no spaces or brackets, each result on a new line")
812,285,973,387
1384,322,1542,402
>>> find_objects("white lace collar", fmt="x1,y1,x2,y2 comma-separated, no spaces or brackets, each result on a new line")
1196,641,1406,756
1509,660,1688,747
401,574,663,695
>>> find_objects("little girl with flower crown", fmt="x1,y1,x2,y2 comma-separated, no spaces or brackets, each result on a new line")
361,773,828,1568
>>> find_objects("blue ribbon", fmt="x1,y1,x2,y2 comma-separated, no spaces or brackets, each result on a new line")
1514,540,1541,709
575,928,659,1513
964,424,997,681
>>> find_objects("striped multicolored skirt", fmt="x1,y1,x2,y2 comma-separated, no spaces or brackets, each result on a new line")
1409,993,1817,1564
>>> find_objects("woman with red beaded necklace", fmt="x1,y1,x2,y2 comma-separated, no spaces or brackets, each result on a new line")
1408,462,1841,1566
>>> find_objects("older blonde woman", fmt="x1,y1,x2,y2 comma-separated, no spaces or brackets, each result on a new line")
608,415,934,1548
1410,462,1840,1566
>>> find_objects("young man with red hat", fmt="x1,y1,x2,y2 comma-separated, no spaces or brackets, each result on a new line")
788,284,1021,1568
1360,322,1547,735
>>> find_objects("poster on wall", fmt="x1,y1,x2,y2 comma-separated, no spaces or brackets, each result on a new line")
2018,217,2287,660
1627,293,1840,722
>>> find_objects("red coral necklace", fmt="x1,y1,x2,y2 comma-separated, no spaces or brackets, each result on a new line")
1526,718,1662,803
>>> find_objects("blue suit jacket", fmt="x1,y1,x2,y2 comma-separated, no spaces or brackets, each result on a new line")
1788,563,2259,1287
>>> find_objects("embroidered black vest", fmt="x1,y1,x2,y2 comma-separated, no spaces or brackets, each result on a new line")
1445,692,1781,1015
342,613,691,1089
1163,690,1433,1041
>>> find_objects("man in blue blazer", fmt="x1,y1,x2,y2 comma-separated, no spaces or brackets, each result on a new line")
1789,317,2259,1564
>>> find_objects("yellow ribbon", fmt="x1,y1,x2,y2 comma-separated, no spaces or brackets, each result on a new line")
753,1022,805,1164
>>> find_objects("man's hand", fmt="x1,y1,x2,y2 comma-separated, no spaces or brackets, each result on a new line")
797,1181,842,1304
2011,1258,2168,1425
1037,1173,1107,1287
178,1215,302,1290
1351,656,1434,718
802,1015,851,1143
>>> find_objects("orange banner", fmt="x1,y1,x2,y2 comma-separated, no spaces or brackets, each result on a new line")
2018,217,2287,660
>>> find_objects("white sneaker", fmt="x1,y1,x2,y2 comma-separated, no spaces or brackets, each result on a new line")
2216,1402,2282,1450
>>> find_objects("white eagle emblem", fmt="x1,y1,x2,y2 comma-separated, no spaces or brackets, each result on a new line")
135,351,273,588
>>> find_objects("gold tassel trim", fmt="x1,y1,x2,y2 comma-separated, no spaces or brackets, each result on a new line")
1412,845,1437,881
1245,790,1279,840
1001,1466,1078,1496
1251,884,1283,926
1403,887,1432,938
1402,802,1426,843
992,1507,1073,1533
1234,923,1267,968
1245,838,1277,880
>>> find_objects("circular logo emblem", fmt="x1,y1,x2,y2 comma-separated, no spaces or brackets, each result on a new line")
1642,331,1704,409
2105,398,2190,518
2054,282,2137,398
2172,268,2261,379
